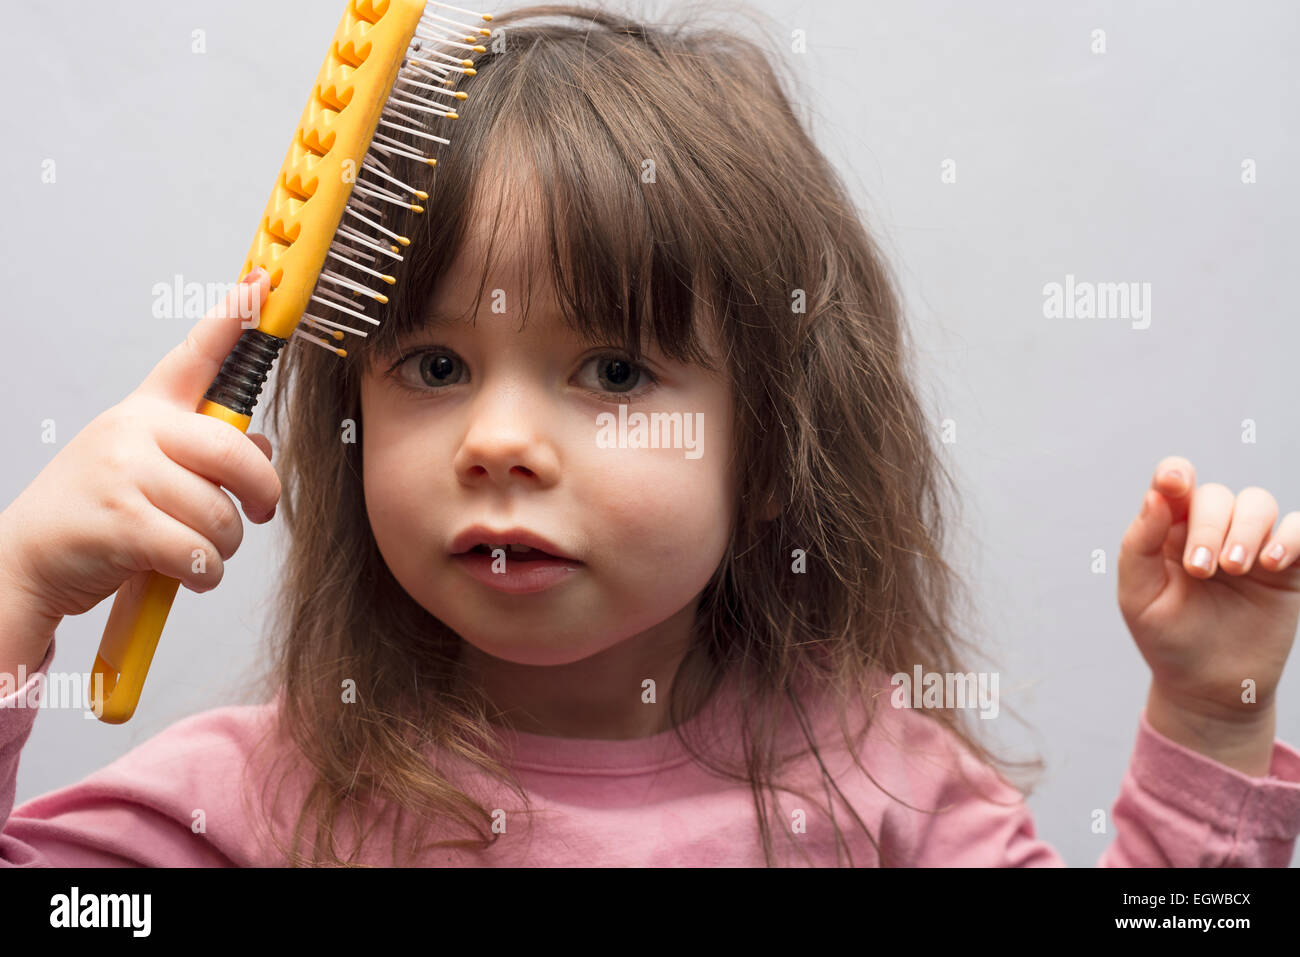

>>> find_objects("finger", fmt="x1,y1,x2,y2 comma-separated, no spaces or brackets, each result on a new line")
1151,456,1197,525
1162,514,1189,564
154,412,282,520
1183,482,1235,578
244,433,276,519
1118,487,1176,618
247,432,273,463
135,267,270,406
115,507,226,594
1258,511,1300,573
139,459,247,559
243,430,276,521
1217,486,1279,575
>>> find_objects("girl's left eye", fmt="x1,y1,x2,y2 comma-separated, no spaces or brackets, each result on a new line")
575,353,657,400
391,350,466,391
387,349,657,401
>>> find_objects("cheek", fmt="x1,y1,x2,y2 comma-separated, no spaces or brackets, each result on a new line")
580,410,734,577
359,381,442,563
363,457,408,554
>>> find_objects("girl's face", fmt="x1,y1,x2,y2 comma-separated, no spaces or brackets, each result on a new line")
358,233,737,678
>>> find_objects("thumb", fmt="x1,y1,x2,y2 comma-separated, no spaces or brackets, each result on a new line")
1117,488,1178,620
136,267,271,406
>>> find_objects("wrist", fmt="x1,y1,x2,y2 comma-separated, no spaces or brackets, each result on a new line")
1145,683,1277,778
0,511,61,676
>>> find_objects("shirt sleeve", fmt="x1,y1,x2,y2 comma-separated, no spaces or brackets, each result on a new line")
1097,709,1300,866
885,704,1300,866
0,635,266,867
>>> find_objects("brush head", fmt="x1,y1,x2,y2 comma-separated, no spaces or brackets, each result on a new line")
238,0,490,354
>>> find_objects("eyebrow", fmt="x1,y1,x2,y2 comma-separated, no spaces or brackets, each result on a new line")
408,307,584,340
421,308,471,328
398,306,638,355
392,310,470,345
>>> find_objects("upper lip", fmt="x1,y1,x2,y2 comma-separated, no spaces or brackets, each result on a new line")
450,525,580,562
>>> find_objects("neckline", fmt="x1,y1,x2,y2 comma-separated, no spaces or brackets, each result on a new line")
493,679,739,774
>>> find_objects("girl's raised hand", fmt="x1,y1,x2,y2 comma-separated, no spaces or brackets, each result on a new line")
0,269,281,677
1117,456,1300,775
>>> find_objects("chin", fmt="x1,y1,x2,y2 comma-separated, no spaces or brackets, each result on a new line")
459,636,610,669
434,608,607,667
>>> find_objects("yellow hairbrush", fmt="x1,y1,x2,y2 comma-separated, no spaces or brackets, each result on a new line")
89,0,491,723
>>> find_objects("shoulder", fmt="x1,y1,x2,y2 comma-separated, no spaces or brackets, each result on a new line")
24,696,292,806
9,701,300,866
851,670,1056,865
93,702,286,784
795,669,1010,778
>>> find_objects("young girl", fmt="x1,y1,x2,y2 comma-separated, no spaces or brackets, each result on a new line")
2,4,1298,867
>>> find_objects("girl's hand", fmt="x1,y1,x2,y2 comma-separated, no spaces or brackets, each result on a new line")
0,270,281,673
1117,456,1300,776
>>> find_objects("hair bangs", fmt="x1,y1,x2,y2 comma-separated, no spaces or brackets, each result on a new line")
356,19,719,373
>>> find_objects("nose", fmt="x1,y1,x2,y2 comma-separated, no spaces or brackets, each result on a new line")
453,383,560,489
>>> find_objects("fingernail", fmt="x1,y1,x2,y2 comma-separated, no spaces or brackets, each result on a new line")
240,266,264,284
1227,543,1245,565
1191,546,1212,571
1267,543,1285,562
1164,469,1185,489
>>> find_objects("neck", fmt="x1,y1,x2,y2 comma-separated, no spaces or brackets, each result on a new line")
453,599,702,740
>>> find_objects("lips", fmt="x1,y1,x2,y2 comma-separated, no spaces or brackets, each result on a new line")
467,543,560,562
450,525,581,563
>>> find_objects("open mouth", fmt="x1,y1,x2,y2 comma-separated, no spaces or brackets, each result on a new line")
451,537,584,595
466,543,567,562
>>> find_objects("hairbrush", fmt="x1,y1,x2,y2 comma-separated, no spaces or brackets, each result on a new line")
89,0,491,723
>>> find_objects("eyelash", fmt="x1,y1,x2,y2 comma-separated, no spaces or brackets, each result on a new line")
384,348,659,404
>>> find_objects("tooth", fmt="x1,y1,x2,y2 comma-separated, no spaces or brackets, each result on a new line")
509,544,533,553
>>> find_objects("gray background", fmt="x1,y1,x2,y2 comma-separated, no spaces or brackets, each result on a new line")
1,0,1296,866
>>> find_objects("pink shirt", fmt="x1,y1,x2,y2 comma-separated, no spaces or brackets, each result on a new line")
3,636,1299,866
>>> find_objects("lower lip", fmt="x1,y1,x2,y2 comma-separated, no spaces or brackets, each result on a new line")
450,550,583,595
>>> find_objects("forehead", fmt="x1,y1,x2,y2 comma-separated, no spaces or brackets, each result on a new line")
418,158,559,324
422,242,555,326
407,265,587,354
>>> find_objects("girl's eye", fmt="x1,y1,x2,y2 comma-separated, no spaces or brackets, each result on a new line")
386,349,657,401
391,350,466,390
576,353,656,400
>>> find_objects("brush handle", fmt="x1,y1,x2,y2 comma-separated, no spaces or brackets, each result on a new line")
89,330,285,723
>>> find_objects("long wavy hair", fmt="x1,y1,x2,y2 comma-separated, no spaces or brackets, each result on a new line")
242,1,1042,866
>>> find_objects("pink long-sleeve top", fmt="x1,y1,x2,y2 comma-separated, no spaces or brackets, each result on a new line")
3,636,1299,866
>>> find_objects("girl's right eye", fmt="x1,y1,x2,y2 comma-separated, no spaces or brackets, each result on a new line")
390,349,465,392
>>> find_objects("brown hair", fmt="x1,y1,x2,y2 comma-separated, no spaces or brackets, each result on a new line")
245,1,1042,866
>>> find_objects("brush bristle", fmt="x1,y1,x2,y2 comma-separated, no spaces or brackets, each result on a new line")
237,0,492,358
